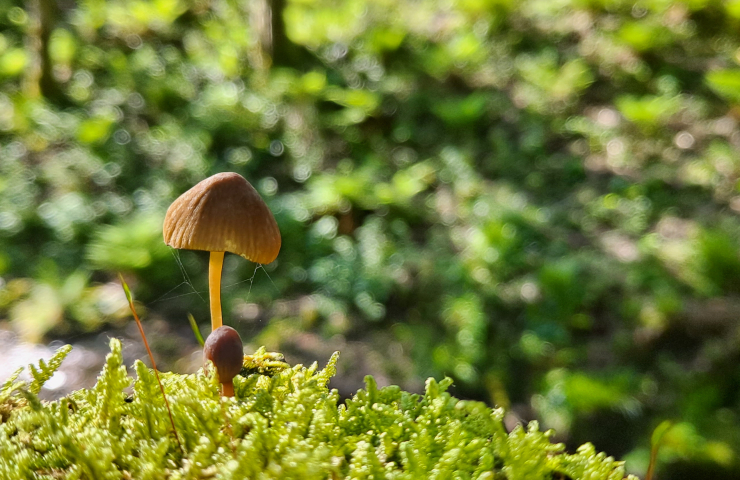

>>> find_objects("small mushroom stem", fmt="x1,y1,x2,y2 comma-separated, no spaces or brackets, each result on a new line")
221,380,235,397
209,251,225,331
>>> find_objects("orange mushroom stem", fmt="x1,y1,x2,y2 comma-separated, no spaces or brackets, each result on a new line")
208,251,225,331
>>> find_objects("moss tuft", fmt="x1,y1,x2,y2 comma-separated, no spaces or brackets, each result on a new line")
0,339,638,479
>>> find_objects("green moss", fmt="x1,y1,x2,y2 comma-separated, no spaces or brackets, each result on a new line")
0,339,638,479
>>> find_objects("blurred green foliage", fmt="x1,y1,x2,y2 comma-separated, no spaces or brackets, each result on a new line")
1,0,740,477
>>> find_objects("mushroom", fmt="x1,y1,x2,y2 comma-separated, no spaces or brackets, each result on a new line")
203,325,244,397
163,172,281,332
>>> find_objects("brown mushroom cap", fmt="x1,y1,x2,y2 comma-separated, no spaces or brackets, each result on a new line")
203,326,244,384
163,172,281,264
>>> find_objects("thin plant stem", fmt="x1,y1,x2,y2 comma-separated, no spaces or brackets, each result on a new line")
119,274,184,455
188,313,205,347
646,420,673,480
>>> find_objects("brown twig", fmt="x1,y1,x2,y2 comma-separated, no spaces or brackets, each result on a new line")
119,274,184,455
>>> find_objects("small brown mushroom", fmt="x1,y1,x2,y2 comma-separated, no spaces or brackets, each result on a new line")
203,326,244,397
163,172,281,332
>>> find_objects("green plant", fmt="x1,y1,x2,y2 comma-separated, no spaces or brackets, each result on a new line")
0,340,637,479
3,0,740,474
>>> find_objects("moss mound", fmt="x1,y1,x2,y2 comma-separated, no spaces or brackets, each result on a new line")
0,339,637,479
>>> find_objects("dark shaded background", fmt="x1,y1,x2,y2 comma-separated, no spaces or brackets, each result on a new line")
2,0,740,477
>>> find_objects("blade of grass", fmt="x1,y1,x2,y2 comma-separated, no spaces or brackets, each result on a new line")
188,313,205,347
119,273,184,455
646,420,673,480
